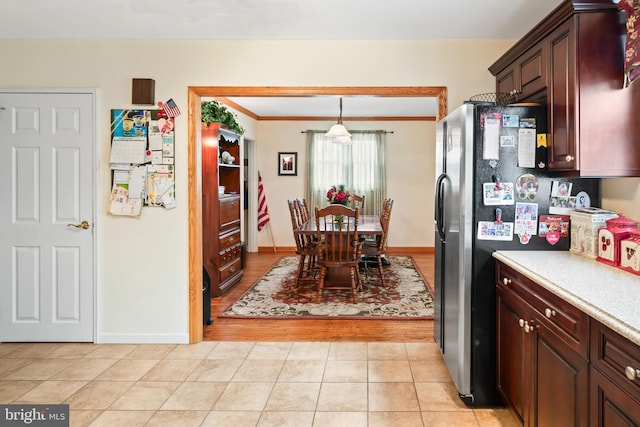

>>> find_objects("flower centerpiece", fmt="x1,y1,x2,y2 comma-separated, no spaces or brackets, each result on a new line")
327,185,350,223
326,185,350,206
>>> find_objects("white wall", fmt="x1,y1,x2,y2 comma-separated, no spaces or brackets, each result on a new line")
2,38,635,343
256,120,435,249
602,178,640,219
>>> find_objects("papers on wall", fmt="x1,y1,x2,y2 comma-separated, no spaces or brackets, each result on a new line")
108,109,176,215
109,137,147,164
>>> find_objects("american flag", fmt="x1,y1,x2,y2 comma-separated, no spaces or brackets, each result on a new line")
159,98,181,118
258,174,270,231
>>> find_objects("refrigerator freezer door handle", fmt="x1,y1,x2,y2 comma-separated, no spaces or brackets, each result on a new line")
435,173,447,242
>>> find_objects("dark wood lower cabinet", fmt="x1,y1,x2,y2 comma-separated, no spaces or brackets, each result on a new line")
497,287,528,425
533,323,588,427
497,262,590,426
591,367,640,427
590,320,640,427
497,277,588,427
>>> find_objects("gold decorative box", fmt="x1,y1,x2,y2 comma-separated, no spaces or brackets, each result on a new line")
570,208,618,259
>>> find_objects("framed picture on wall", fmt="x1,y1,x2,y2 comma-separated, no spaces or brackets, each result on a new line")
278,152,297,176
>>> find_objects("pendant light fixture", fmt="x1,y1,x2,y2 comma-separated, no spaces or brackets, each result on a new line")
325,97,352,144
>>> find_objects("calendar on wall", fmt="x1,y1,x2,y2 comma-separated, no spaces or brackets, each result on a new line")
109,109,176,216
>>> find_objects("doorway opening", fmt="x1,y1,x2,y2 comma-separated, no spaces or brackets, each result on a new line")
187,86,448,342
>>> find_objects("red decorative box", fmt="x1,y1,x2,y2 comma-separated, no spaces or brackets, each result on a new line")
597,215,639,267
619,230,640,275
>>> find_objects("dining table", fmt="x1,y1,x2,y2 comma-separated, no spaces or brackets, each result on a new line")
294,214,383,288
294,214,383,236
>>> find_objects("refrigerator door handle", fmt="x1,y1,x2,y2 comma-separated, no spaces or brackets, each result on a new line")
435,173,447,242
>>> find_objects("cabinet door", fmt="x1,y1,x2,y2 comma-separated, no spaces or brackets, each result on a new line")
517,41,547,101
497,287,530,424
533,320,589,427
591,367,640,427
496,66,517,99
548,19,577,171
219,196,240,230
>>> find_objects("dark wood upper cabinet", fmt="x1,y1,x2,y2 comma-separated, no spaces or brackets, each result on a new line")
495,40,548,103
490,0,640,177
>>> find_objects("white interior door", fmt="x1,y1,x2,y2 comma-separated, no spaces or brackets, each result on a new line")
0,91,95,342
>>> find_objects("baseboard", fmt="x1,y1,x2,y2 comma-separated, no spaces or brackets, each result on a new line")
386,247,434,255
258,246,434,254
258,246,296,253
97,333,190,344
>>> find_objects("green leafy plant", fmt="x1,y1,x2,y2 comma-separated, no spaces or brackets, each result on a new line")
201,100,245,135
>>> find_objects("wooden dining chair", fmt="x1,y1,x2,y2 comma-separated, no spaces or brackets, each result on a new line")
293,198,308,225
295,197,310,223
361,198,394,286
348,194,365,213
287,199,317,292
314,204,362,303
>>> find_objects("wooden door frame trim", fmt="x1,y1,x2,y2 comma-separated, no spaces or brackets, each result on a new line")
187,86,447,342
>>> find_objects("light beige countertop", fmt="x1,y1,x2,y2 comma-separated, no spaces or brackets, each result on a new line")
493,250,640,346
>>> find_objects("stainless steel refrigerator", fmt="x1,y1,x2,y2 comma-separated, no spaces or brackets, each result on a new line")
434,102,600,406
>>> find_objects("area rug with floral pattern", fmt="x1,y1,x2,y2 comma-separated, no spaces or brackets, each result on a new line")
220,256,434,319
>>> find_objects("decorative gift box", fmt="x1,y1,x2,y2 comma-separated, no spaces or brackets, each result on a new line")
597,215,639,267
619,230,640,275
570,208,618,259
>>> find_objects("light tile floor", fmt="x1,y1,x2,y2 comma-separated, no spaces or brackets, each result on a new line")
0,341,520,427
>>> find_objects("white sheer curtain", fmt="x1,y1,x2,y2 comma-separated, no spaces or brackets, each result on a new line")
305,130,386,216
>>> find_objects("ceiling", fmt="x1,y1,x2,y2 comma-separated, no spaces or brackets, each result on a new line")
220,95,441,120
1,0,565,119
0,0,564,41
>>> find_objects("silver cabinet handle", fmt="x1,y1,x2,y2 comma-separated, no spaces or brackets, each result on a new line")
524,320,537,333
503,277,512,286
565,155,574,162
545,308,556,318
519,319,525,328
625,366,640,381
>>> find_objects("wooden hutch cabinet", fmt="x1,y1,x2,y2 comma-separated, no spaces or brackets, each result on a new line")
202,123,243,297
489,0,640,177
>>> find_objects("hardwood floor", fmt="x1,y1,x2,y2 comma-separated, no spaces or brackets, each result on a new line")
204,249,436,342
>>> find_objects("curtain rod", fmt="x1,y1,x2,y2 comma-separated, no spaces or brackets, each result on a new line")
300,130,394,134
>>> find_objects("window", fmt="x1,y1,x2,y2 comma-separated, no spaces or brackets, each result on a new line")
306,130,387,215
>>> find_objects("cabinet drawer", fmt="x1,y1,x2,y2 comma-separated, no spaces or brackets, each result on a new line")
497,263,589,356
219,228,240,252
219,258,241,284
219,196,240,229
591,320,640,400
219,245,240,267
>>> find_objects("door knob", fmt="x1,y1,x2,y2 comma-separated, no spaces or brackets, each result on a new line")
67,220,90,230
565,155,574,162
